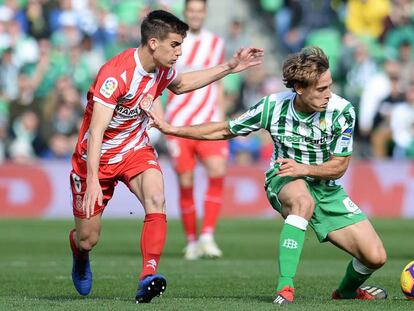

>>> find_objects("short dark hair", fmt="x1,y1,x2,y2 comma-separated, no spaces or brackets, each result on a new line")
282,46,330,89
141,10,189,45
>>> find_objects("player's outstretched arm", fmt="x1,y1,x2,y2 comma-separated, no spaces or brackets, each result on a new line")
168,47,264,95
275,156,351,180
148,109,236,140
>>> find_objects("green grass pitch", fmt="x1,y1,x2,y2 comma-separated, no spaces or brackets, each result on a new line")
0,218,412,310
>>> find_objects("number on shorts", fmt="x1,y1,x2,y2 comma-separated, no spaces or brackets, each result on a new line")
71,173,82,194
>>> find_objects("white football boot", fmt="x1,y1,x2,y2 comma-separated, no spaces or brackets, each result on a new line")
197,234,222,258
183,241,201,260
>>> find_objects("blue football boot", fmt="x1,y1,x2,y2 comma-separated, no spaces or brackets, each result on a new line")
135,274,167,303
71,254,92,296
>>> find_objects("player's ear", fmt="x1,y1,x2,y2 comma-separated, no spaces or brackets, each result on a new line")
294,83,303,95
148,38,158,51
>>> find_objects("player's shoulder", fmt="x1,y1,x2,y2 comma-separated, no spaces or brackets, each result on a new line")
102,48,136,73
327,93,353,112
266,91,295,105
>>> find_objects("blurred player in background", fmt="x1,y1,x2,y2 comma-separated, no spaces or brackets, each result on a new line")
68,9,263,304
164,0,228,260
149,46,387,305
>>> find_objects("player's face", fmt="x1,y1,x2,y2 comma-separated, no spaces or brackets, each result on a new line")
153,33,184,67
184,0,206,32
296,70,332,113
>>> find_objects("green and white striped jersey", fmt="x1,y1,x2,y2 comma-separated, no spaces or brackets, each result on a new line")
228,91,355,185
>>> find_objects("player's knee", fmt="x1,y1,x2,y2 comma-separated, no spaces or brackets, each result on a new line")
364,245,387,269
145,192,165,212
287,195,315,219
207,165,226,177
78,233,99,252
370,246,387,269
178,172,194,187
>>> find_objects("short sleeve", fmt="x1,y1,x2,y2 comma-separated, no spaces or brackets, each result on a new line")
228,97,265,136
330,104,356,156
155,67,178,98
91,65,125,109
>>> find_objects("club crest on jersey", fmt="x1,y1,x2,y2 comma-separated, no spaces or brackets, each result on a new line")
100,77,118,98
140,94,154,111
319,119,327,131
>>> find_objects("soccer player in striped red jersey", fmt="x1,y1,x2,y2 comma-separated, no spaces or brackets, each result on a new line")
68,9,263,303
164,0,228,260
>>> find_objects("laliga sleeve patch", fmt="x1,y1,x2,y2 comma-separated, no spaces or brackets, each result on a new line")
340,127,353,147
100,77,118,99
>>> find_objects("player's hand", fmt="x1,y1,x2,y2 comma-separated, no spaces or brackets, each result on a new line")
227,47,264,73
275,158,309,178
82,177,103,219
147,109,175,135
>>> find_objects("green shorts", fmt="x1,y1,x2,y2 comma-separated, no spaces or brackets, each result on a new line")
265,173,366,242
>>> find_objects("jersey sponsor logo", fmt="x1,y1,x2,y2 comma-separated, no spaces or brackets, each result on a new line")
147,160,158,166
100,77,118,98
118,93,134,104
276,134,328,145
115,105,141,118
298,124,310,136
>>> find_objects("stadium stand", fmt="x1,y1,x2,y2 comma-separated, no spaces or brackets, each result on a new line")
1,0,414,163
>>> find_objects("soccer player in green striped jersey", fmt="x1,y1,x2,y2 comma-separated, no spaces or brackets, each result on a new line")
148,46,387,304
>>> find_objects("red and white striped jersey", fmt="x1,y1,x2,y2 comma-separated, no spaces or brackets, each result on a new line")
165,29,225,126
73,48,177,165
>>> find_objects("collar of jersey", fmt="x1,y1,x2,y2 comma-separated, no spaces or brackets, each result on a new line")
134,48,157,77
290,94,317,121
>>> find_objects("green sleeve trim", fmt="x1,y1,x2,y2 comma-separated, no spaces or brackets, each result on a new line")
226,119,237,134
260,96,270,129
331,151,352,156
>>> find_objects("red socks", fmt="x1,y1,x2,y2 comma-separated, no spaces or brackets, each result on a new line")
179,187,197,242
139,213,167,280
69,229,88,260
201,177,223,234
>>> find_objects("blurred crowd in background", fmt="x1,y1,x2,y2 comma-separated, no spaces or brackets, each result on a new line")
1,0,414,166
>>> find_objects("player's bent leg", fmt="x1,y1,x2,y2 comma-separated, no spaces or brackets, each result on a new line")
274,179,314,302
70,214,102,296
328,220,387,300
130,169,168,302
